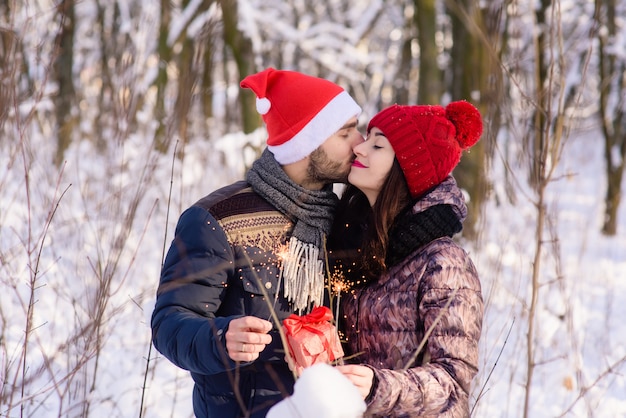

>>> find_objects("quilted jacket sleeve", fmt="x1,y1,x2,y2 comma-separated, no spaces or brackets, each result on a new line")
367,244,483,417
151,205,239,375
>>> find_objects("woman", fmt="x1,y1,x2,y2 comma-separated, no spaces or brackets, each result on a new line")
329,101,484,417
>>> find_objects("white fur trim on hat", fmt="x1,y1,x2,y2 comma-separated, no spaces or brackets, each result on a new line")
256,97,271,115
268,91,361,164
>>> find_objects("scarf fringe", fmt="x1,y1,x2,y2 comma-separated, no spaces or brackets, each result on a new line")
282,236,325,312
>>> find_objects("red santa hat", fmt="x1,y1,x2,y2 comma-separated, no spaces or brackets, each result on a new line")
240,68,362,164
368,100,483,198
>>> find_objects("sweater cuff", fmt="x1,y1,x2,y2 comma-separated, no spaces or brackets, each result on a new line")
364,365,379,404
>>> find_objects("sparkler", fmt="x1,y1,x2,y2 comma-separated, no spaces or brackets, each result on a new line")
268,242,290,321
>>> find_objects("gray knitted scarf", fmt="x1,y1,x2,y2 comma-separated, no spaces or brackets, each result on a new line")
246,149,338,311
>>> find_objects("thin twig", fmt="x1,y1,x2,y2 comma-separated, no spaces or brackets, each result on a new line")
139,139,179,418
402,287,459,371
241,249,298,382
470,318,515,415
558,355,626,417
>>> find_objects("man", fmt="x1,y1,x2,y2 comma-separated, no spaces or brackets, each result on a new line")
151,68,362,418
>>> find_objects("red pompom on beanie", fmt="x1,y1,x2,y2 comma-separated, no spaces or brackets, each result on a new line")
240,68,362,164
367,100,483,198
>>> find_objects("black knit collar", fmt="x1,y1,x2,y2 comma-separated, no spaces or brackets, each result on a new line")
385,204,463,268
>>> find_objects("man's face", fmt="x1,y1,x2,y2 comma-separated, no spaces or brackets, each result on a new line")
306,116,363,184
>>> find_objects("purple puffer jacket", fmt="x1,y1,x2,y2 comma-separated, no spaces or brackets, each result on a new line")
341,178,483,417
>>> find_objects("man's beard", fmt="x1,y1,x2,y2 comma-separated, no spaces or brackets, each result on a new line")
306,147,352,184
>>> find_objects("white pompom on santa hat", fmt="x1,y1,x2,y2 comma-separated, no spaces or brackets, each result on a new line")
240,68,362,165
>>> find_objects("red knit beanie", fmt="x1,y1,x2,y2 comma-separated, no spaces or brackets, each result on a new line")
240,68,362,164
367,100,483,198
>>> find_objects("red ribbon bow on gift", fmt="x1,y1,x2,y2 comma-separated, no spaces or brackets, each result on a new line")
283,306,333,335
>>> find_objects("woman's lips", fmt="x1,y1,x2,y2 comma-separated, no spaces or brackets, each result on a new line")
352,160,366,168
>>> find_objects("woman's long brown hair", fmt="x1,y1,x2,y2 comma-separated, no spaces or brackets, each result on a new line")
335,159,412,279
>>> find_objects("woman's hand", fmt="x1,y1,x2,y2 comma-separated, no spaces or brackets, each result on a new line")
335,364,375,399
284,351,304,378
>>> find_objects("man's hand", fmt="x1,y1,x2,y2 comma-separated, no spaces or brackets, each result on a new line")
226,316,273,362
335,364,375,399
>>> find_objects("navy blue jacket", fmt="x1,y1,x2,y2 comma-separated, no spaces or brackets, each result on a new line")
152,181,298,417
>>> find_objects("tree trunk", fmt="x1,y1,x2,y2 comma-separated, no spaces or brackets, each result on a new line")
523,0,566,416
528,0,551,189
201,28,215,121
174,4,195,147
154,0,172,152
53,0,76,167
392,33,412,105
447,0,492,240
603,169,623,235
414,0,441,104
94,1,120,151
220,0,258,134
596,0,626,236
0,20,17,133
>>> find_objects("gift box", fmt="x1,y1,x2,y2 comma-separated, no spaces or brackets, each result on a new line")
283,306,344,370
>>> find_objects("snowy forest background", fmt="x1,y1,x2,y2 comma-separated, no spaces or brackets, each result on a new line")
1,0,626,417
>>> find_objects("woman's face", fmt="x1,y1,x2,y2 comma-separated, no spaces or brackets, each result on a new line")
348,127,396,206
